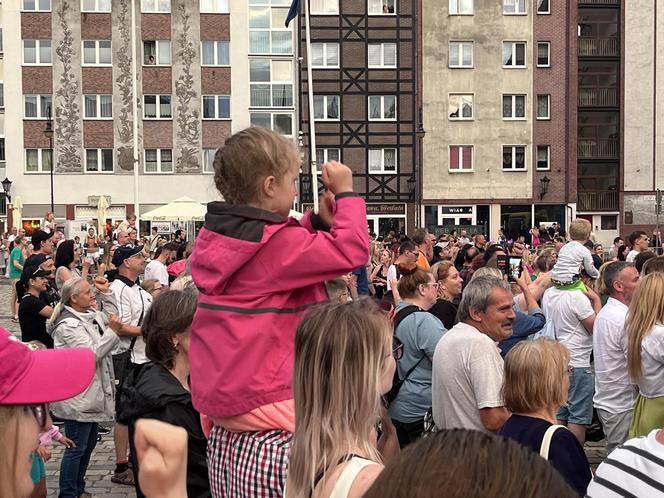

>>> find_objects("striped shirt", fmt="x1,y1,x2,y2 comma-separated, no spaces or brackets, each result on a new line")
586,429,664,498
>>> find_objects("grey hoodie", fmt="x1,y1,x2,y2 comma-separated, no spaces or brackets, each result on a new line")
49,291,120,422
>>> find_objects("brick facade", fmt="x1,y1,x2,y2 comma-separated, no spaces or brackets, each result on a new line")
80,13,112,39
83,121,114,148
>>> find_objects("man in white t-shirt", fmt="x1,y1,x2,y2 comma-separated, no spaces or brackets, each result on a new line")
432,275,514,432
386,240,418,292
593,261,640,453
144,242,178,287
626,230,649,263
542,279,602,444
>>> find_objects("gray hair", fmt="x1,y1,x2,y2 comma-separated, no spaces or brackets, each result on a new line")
49,276,88,326
603,261,633,296
457,275,511,323
471,267,502,281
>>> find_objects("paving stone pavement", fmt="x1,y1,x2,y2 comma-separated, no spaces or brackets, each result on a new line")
0,278,608,496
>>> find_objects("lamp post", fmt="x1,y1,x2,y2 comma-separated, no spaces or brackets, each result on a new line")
539,175,551,201
44,105,54,213
2,177,12,203
415,112,426,227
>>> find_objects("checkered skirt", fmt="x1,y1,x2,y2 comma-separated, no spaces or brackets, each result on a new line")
207,426,293,498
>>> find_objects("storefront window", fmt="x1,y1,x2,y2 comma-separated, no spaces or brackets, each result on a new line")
500,204,532,241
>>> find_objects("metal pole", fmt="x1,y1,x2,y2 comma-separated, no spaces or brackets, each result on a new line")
657,189,661,255
131,0,140,236
304,0,319,213
50,135,54,213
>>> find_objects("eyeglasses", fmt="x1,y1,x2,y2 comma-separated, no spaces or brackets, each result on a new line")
27,403,49,431
424,282,440,290
392,338,404,360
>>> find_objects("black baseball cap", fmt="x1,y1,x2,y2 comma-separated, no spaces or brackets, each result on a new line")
112,244,145,266
31,230,54,247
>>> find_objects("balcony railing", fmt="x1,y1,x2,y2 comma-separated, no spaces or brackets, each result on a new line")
579,0,619,5
578,88,618,107
578,191,618,211
578,37,619,57
578,138,618,159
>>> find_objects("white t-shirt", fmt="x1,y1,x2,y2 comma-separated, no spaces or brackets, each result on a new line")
42,220,55,234
587,429,664,497
432,322,505,432
542,287,594,367
626,250,639,263
593,297,636,413
637,324,664,398
386,264,397,291
144,259,169,287
111,276,153,364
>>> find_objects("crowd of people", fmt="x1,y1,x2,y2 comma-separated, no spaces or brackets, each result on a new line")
1,126,663,498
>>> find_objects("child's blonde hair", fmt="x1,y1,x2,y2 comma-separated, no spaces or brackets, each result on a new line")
569,218,591,241
213,126,299,204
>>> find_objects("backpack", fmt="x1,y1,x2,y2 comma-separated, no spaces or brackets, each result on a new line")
383,305,425,406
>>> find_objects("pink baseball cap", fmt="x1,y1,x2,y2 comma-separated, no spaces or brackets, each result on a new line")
0,329,95,405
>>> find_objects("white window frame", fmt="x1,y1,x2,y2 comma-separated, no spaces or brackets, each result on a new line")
202,148,217,174
448,145,474,172
449,0,473,15
83,94,113,119
448,93,474,121
536,145,551,171
22,0,51,11
141,0,170,13
503,0,526,15
22,39,52,66
143,95,172,119
23,94,52,119
249,112,295,138
502,41,526,68
200,0,229,13
85,148,114,173
249,59,294,109
368,148,397,174
313,95,340,121
316,148,341,166
311,42,340,69
249,3,294,55
502,145,527,171
144,148,173,174
368,43,397,68
502,94,527,120
202,95,231,120
310,0,339,15
81,0,111,12
0,136,5,165
368,95,397,121
0,27,4,56
536,0,550,14
82,40,112,66
25,148,53,173
200,41,230,66
537,41,551,67
143,40,171,66
536,94,550,120
448,41,473,68
368,0,396,15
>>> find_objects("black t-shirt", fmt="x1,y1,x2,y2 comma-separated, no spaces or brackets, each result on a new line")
18,294,52,348
498,414,591,496
428,299,458,330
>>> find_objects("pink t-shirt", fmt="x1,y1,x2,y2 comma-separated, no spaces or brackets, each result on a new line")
207,399,295,437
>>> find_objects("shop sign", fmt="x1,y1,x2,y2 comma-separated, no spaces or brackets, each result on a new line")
88,195,112,207
366,204,406,216
441,206,473,215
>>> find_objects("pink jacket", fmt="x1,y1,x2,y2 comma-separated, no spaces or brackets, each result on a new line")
189,194,368,418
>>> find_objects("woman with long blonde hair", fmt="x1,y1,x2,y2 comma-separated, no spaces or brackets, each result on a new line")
286,299,398,498
625,272,664,437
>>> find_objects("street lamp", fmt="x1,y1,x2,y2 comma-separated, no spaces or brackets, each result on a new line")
2,177,12,202
43,105,54,212
539,175,551,201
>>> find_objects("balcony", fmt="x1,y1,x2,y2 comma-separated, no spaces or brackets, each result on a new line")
578,191,618,211
578,37,619,57
578,138,618,159
578,88,618,107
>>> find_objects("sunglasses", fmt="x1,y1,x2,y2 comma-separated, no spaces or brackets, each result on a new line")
27,403,49,431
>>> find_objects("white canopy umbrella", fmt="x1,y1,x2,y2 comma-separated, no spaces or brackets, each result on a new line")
141,197,206,222
97,195,109,238
12,197,23,231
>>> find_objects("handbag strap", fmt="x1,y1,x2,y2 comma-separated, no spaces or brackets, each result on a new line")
539,424,565,460
128,287,147,352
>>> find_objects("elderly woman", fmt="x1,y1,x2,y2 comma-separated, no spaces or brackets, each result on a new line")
48,276,123,498
498,339,592,496
119,289,211,498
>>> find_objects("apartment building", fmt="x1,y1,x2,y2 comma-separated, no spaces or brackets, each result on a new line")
421,0,576,241
3,0,286,234
297,0,420,234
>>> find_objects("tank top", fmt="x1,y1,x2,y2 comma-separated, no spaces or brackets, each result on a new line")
328,456,375,498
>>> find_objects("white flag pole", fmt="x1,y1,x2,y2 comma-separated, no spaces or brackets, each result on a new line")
303,0,320,213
